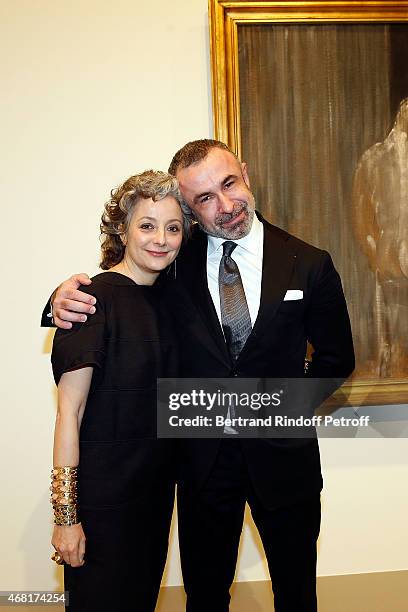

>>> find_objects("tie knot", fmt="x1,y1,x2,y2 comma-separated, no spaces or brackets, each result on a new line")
222,241,237,258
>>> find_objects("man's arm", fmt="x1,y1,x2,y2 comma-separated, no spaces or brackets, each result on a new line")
41,273,96,330
303,251,355,410
305,251,355,378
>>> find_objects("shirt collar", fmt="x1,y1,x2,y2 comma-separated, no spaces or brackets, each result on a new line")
207,211,263,257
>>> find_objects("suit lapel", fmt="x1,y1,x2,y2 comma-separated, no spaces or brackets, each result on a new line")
179,229,231,367
239,216,297,358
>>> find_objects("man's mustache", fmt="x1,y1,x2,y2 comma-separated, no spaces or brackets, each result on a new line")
216,203,248,225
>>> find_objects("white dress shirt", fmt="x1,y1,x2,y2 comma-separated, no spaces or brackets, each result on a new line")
207,212,264,329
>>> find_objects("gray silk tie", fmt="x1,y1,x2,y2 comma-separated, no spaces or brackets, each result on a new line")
219,241,252,433
219,241,252,363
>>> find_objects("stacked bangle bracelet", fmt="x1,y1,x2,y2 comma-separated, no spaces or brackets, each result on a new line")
50,467,79,526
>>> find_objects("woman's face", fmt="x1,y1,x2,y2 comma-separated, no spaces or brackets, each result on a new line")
123,196,183,275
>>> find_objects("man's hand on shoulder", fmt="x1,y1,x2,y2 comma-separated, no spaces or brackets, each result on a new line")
52,273,96,329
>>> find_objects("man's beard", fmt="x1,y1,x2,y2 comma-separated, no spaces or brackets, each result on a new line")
197,201,255,240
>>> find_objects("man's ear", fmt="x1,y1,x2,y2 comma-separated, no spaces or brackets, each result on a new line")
241,161,250,188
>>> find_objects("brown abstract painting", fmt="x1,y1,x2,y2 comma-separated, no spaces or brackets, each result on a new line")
209,1,408,405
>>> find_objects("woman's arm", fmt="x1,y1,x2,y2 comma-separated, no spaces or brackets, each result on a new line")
51,367,93,567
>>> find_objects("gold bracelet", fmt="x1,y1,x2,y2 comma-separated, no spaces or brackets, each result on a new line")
51,466,79,524
50,492,78,505
50,482,77,492
51,467,78,477
53,503,79,526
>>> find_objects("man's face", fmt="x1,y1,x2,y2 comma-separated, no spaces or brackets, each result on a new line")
176,147,255,239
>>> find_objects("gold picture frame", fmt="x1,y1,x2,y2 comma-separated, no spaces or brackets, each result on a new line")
209,1,408,407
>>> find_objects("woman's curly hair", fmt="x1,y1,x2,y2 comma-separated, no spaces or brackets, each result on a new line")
100,170,188,270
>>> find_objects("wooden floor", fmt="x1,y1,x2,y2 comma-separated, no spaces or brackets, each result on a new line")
156,570,408,612
4,570,407,611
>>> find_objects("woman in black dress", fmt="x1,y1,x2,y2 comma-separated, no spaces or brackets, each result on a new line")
50,170,188,611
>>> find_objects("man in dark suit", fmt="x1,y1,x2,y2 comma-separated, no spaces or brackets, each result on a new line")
46,139,355,612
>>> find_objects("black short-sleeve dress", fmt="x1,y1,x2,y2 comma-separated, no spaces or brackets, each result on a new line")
51,271,178,612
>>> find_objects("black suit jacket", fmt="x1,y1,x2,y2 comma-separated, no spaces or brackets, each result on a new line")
167,212,355,509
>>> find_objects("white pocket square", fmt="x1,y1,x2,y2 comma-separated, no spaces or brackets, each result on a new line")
284,289,303,301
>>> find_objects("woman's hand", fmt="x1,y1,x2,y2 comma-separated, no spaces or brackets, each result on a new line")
52,523,86,567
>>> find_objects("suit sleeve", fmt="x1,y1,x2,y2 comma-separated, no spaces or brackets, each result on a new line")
51,284,108,385
305,251,355,382
41,295,55,327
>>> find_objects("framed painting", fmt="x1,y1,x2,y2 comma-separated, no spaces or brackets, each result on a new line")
209,1,408,406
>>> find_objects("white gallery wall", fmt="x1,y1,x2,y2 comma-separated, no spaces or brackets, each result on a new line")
1,0,407,591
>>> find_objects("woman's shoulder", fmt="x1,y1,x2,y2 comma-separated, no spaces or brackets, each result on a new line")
82,271,146,310
75,273,119,307
81,271,134,295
